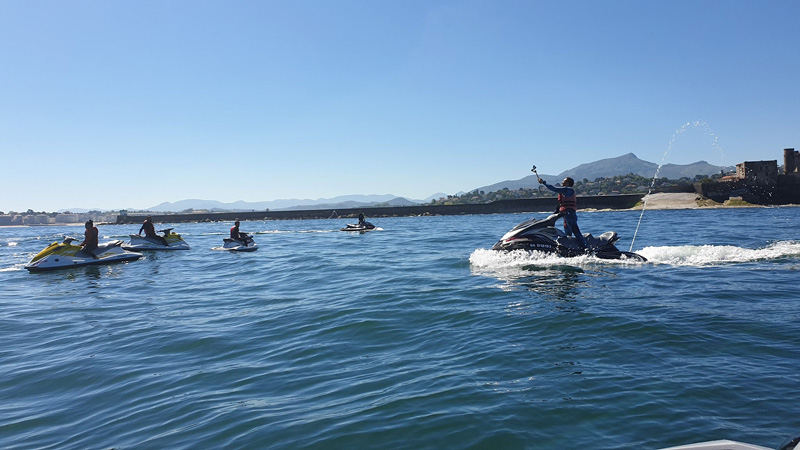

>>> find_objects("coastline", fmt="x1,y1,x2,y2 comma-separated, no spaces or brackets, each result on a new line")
632,192,798,210
5,194,797,228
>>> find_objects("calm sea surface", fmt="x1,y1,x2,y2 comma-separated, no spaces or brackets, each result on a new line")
1,208,799,449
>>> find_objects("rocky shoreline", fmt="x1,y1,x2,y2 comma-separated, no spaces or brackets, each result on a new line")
633,192,797,210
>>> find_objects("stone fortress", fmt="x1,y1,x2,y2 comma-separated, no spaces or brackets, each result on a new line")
696,148,800,204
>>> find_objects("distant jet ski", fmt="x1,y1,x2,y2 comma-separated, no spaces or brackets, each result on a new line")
340,221,376,232
123,228,190,251
491,212,647,262
341,213,378,232
216,234,258,252
26,237,143,272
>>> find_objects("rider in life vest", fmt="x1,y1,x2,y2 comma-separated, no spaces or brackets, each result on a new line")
538,176,589,250
230,220,248,245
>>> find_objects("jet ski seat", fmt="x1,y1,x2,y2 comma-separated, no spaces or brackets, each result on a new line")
598,231,619,243
581,232,619,248
95,240,124,252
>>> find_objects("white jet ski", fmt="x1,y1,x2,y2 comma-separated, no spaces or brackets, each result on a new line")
340,224,376,232
340,220,377,232
25,237,143,272
341,213,378,232
217,234,258,252
123,228,190,251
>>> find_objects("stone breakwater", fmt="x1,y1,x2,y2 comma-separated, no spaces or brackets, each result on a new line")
116,194,645,224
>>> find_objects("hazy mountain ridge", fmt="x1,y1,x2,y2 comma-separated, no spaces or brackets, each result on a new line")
558,153,726,180
146,195,425,213
473,153,729,192
278,197,418,211
60,155,730,213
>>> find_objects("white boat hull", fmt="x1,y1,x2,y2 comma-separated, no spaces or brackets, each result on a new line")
123,232,190,251
660,439,781,450
340,223,380,232
217,237,258,252
26,238,143,272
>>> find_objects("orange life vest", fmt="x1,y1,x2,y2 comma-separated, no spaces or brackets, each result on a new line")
558,192,577,212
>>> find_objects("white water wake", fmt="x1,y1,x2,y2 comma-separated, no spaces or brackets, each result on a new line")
468,248,644,269
638,241,800,266
470,241,800,269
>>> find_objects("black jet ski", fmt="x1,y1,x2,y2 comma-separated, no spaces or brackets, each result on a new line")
341,213,377,232
491,213,647,262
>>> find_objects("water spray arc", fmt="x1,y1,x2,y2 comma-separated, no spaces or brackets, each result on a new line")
629,121,725,252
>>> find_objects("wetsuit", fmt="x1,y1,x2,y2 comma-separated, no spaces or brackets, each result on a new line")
140,220,168,246
542,182,588,249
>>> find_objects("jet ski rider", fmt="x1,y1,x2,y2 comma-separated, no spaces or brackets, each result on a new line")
230,220,248,246
357,213,375,229
537,176,589,251
80,220,99,259
139,216,169,246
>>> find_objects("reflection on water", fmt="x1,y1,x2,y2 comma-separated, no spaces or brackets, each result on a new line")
515,265,585,301
471,256,588,299
472,261,588,315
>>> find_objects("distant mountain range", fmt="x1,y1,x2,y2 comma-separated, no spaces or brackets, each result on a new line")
72,154,729,213
473,153,730,193
144,194,434,213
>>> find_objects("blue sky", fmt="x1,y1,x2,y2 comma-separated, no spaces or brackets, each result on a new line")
1,0,798,212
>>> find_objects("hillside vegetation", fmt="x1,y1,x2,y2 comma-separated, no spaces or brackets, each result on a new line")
428,173,717,205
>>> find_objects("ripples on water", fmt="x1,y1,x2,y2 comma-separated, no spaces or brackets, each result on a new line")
1,208,799,449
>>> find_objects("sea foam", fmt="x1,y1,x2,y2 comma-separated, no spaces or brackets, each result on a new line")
638,241,800,266
469,240,800,269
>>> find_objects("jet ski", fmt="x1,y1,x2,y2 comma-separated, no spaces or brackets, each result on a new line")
25,237,143,272
340,221,376,232
491,212,647,262
123,228,190,251
219,234,258,252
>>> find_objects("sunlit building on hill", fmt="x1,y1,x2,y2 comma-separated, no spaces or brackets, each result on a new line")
700,148,800,204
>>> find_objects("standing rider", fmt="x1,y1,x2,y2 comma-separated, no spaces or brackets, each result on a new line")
538,176,589,251
80,220,99,259
139,215,169,246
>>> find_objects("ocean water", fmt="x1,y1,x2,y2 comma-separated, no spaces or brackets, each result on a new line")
1,208,799,450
